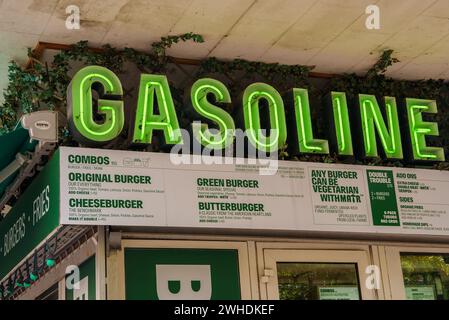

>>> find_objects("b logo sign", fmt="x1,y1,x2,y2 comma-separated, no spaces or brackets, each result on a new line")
155,265,212,300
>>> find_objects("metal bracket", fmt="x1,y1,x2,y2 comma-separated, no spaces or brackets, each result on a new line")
0,142,56,216
108,231,122,251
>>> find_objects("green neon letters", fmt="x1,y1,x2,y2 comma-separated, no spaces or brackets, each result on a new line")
243,83,287,152
293,88,329,154
359,94,403,159
68,66,445,162
331,92,353,156
133,74,183,145
190,78,235,149
70,66,124,142
406,98,445,161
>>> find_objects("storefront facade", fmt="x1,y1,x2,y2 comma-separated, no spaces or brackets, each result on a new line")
2,123,449,300
1,45,449,301
9,226,449,300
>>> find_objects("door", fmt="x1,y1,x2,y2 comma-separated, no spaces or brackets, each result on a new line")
385,246,449,300
262,249,375,300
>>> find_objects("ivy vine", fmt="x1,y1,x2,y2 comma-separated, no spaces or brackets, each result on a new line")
0,33,205,133
0,34,448,169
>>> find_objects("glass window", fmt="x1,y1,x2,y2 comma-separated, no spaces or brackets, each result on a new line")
276,262,361,300
400,253,449,300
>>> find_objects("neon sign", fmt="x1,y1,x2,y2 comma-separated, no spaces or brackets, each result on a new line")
359,94,403,159
67,66,445,162
68,66,124,142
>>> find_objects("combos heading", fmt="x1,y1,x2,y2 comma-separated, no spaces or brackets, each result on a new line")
68,66,445,162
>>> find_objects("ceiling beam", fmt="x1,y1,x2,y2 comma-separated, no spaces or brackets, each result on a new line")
26,41,336,79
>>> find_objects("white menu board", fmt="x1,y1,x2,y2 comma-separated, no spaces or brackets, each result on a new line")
58,147,449,237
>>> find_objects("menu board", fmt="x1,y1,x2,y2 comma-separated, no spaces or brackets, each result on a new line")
59,147,449,237
405,286,436,300
318,287,360,300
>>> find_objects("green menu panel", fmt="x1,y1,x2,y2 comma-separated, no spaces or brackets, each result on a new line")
124,248,241,300
367,169,400,226
0,151,60,280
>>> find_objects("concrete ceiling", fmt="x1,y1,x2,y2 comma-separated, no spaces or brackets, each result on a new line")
1,0,449,100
